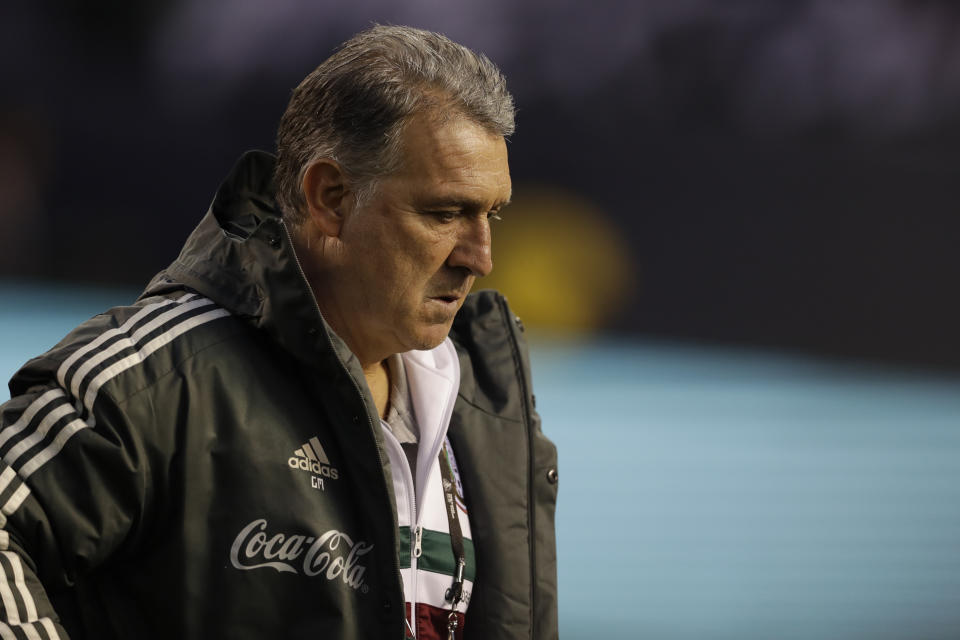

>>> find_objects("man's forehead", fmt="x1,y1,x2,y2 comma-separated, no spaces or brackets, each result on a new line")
388,113,512,199
400,110,507,159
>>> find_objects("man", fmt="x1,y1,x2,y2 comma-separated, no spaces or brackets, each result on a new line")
0,25,558,640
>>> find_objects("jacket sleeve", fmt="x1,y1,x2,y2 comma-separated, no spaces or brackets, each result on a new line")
0,378,156,640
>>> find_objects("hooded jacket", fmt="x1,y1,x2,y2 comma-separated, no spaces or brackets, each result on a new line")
0,151,559,639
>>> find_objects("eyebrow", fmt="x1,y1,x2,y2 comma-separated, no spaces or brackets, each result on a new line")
418,195,512,211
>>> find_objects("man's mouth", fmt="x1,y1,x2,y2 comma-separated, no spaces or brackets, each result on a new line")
428,281,471,305
428,289,468,305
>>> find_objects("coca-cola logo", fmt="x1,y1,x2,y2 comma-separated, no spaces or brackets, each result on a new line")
229,518,373,591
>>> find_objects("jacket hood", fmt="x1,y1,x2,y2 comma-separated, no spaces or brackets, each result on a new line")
142,150,360,381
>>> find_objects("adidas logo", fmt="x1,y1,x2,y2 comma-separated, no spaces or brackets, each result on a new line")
288,437,340,480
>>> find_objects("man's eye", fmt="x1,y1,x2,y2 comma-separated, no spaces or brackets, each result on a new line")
487,212,503,222
430,211,458,223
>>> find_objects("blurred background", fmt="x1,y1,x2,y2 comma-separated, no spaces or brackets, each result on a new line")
2,1,960,638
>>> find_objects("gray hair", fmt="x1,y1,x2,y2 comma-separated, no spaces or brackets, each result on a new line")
274,24,515,226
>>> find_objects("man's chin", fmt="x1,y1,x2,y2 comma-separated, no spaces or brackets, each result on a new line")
406,321,455,353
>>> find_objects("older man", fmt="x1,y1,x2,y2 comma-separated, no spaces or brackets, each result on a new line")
0,25,557,640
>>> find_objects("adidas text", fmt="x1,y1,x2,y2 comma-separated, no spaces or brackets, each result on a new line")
288,456,340,479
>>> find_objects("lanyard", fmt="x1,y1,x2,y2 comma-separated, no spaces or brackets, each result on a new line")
438,441,466,639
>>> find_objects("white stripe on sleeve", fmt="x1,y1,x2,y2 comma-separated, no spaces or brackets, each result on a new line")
69,296,210,401
0,471,16,503
0,562,20,625
1,553,37,622
18,420,88,480
0,484,31,528
19,621,41,640
0,391,64,452
81,308,230,419
39,618,60,640
56,296,189,389
2,403,73,469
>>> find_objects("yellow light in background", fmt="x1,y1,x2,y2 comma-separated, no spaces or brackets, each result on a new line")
474,187,637,335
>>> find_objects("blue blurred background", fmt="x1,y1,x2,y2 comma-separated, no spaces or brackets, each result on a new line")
3,1,960,637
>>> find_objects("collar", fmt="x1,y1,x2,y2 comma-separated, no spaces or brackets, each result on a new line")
384,353,419,444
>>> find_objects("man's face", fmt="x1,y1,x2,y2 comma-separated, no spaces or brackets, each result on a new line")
314,111,512,362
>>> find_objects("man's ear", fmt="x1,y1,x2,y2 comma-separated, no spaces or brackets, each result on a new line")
301,159,351,237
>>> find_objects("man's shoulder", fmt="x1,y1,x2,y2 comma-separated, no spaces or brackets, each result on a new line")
8,291,244,403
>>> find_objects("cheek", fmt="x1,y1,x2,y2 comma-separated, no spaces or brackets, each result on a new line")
367,251,428,311
394,237,451,283
353,219,453,304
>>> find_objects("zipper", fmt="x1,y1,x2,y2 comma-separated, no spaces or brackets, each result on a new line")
497,295,537,640
281,222,406,637
413,524,423,558
406,450,419,638
380,425,420,638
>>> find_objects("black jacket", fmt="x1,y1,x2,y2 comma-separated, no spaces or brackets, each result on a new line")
0,151,558,639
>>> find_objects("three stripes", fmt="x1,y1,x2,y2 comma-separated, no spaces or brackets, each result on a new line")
0,292,229,639
293,437,331,465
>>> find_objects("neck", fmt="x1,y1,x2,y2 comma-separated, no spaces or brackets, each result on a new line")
290,226,394,418
291,227,393,369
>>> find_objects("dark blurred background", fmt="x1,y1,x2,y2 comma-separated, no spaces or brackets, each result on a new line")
3,0,960,367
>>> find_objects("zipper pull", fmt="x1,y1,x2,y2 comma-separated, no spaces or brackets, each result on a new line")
414,525,423,558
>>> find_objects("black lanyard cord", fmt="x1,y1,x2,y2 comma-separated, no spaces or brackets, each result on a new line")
438,442,466,607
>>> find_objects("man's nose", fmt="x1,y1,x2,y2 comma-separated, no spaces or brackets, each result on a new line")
447,217,493,277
